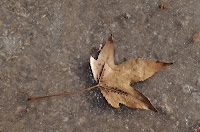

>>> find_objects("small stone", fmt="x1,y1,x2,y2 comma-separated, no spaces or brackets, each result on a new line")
62,68,68,72
78,116,86,125
125,124,129,130
0,20,3,27
176,121,180,126
123,13,131,19
149,128,155,132
21,71,27,77
15,106,23,113
165,104,173,113
0,43,3,49
63,117,69,122
111,23,117,29
182,84,192,93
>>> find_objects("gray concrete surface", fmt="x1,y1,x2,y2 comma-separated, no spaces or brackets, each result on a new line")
0,0,200,131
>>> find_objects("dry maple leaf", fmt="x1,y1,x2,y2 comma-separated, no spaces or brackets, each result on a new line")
28,35,172,112
90,34,172,111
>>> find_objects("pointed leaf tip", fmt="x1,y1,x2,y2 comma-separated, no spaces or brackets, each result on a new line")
155,61,173,67
108,34,113,43
149,105,158,112
163,62,173,67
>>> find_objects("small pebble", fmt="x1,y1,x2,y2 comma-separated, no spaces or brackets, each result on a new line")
0,20,3,27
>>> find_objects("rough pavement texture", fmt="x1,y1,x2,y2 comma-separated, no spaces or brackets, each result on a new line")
0,0,200,132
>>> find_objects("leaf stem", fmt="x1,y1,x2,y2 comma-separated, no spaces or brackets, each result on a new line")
28,84,99,101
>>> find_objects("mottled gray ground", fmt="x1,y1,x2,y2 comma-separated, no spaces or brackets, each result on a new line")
0,0,200,132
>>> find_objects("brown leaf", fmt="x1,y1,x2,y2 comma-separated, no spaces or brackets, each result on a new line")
90,35,172,111
28,34,172,112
